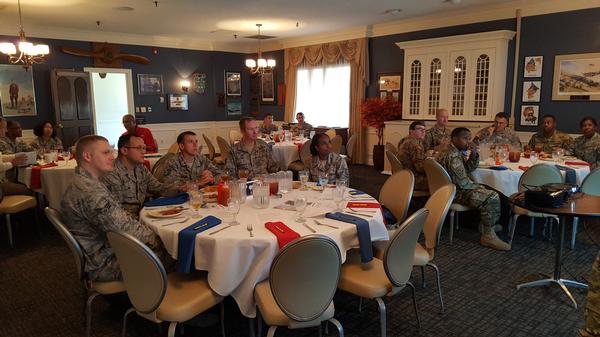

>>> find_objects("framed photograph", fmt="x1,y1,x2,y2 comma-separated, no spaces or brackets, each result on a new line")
225,71,241,96
0,64,36,117
192,72,207,95
167,94,188,110
378,72,401,92
524,56,543,77
522,81,541,102
261,70,275,104
137,74,164,95
379,90,400,102
227,101,242,116
520,105,539,126
553,52,600,101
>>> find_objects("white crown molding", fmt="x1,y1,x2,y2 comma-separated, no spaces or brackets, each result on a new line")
395,30,515,50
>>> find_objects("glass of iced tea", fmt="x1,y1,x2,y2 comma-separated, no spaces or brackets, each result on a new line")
238,168,249,180
189,191,203,218
220,171,230,183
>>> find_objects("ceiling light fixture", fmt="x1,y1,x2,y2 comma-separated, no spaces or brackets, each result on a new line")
0,0,49,70
245,24,275,74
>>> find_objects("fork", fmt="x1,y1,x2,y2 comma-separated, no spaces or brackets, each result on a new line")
348,208,376,213
247,224,254,237
161,217,190,226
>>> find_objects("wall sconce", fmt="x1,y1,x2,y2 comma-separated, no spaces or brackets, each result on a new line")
180,80,190,92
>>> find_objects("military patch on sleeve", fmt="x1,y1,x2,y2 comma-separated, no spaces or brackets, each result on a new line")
450,156,463,170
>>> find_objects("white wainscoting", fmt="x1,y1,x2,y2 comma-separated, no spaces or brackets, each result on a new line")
144,121,241,153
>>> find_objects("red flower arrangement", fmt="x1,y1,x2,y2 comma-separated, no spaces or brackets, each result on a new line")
360,96,401,145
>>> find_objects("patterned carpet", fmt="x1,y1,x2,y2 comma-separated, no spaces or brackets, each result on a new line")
0,165,595,337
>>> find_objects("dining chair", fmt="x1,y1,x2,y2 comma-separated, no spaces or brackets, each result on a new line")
107,231,225,337
508,164,564,246
338,208,428,337
151,153,176,183
423,158,475,243
229,129,242,145
216,136,232,164
331,135,343,154
342,134,358,164
0,191,38,247
581,167,600,196
379,170,414,226
167,142,179,154
384,142,397,156
202,134,216,161
45,207,126,337
254,235,343,337
325,129,337,139
385,150,403,174
287,141,311,172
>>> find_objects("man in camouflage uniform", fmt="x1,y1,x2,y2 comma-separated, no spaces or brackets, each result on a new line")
397,121,429,190
163,131,221,186
260,113,279,135
0,120,33,154
101,134,179,219
226,117,280,179
436,127,511,251
61,135,158,281
290,112,313,137
528,114,573,153
570,116,600,169
424,108,451,151
473,112,522,150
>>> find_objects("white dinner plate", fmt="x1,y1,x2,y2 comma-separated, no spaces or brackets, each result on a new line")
147,208,185,218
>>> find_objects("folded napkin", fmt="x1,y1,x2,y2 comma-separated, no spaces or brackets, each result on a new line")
293,142,303,151
176,215,222,273
30,162,58,189
565,161,590,166
349,189,366,196
346,201,380,209
144,192,189,207
265,221,300,249
555,165,577,184
518,166,529,172
326,212,373,263
489,166,509,170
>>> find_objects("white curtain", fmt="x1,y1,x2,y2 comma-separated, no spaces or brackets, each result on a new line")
295,62,351,128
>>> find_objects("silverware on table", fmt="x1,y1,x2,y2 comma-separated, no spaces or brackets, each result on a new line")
313,220,339,229
247,224,254,237
161,217,189,226
151,216,185,222
348,208,376,213
302,222,317,233
208,225,232,235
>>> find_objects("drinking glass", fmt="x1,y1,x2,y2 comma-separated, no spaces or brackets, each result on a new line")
220,171,230,183
299,170,309,191
229,180,246,204
529,152,538,165
252,181,270,209
332,186,345,212
186,182,199,193
318,172,328,187
227,199,240,225
61,149,71,165
267,173,279,196
189,191,203,218
238,168,249,180
336,178,348,189
500,147,509,163
277,171,288,194
294,195,307,222
552,149,564,163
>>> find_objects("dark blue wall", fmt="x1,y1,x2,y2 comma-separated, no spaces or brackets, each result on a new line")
0,36,285,129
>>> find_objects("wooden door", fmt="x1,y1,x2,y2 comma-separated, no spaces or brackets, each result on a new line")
50,69,94,148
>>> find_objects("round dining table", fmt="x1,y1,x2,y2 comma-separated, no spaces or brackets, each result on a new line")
140,187,389,317
270,139,309,170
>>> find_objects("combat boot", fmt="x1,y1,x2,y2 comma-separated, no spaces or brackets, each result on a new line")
480,231,511,251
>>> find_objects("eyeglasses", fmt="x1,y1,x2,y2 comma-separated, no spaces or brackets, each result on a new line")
414,127,426,132
125,145,146,152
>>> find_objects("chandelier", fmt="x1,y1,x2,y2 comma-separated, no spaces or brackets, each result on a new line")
245,24,275,74
0,0,49,69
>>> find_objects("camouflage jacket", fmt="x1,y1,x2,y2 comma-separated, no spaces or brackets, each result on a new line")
473,126,522,150
306,152,349,183
30,136,63,157
527,130,573,153
571,133,600,169
0,137,33,154
397,136,427,189
61,166,157,281
101,158,175,218
436,144,480,190
162,153,221,185
290,122,313,137
225,139,280,178
260,123,279,135
424,125,451,150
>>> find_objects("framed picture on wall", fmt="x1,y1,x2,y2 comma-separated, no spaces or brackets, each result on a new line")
227,101,242,116
137,74,164,95
225,71,241,96
552,52,600,101
524,56,543,77
167,94,188,110
192,72,207,94
522,81,541,102
0,64,37,117
378,72,401,91
261,70,275,104
520,105,539,126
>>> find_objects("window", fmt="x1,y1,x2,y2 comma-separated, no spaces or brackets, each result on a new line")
408,60,422,116
428,58,442,116
474,54,490,116
295,62,351,128
452,56,467,117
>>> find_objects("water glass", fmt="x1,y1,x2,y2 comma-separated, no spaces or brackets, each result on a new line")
552,149,564,163
294,195,308,222
229,180,246,205
238,168,249,180
336,178,348,189
529,152,538,165
299,170,309,190
227,199,240,225
61,149,71,164
318,172,328,187
188,191,203,218
252,181,270,209
332,186,345,212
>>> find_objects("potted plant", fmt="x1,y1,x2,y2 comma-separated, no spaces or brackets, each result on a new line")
360,96,401,170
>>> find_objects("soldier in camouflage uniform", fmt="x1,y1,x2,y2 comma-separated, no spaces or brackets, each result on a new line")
397,121,429,190
226,117,280,179
61,135,158,281
101,134,179,219
163,131,221,186
527,114,573,153
260,113,279,135
0,120,34,154
436,127,511,251
473,112,522,150
30,121,64,157
570,116,600,169
290,112,313,137
424,108,451,151
305,133,349,183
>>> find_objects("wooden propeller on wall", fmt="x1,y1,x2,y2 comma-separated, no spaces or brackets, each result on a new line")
60,43,150,67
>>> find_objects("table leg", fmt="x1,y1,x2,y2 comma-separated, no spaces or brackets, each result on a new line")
516,216,588,309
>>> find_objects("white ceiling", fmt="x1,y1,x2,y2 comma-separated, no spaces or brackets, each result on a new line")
0,0,595,51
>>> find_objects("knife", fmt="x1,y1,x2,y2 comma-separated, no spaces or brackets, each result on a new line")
313,220,339,229
208,225,232,235
302,222,317,233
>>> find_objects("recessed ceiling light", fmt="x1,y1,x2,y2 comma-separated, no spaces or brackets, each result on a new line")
383,9,402,15
112,6,134,11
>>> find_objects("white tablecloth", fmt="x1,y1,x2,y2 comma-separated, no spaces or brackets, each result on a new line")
470,158,590,196
271,140,307,170
140,188,388,317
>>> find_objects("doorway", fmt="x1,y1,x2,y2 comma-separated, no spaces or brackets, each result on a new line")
84,67,134,147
